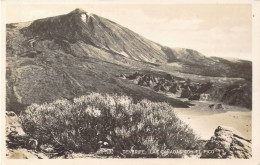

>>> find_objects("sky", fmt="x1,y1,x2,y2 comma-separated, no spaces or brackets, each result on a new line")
6,3,252,60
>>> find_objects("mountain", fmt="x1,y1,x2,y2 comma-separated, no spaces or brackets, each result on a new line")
6,8,252,113
20,8,168,63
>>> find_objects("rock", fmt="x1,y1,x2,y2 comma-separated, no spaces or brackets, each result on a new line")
6,111,39,151
40,144,56,153
153,84,160,92
158,78,166,84
221,84,252,109
133,76,141,84
169,84,178,94
200,93,210,100
6,131,30,149
215,104,224,110
27,139,38,150
188,85,198,93
180,86,192,98
201,126,252,159
6,111,26,137
119,74,126,79
165,74,174,81
6,111,16,116
127,72,143,80
188,93,200,100
164,81,172,87
208,104,225,111
154,77,159,83
153,83,166,92
137,78,144,86
153,84,167,92
208,104,214,108
96,148,114,156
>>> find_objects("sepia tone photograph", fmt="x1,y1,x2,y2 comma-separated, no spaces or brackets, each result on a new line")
1,0,260,164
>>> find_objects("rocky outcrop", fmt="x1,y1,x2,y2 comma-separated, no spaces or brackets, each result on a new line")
6,111,26,137
126,72,214,101
221,83,252,109
208,104,225,111
6,111,32,149
127,72,176,92
201,126,252,159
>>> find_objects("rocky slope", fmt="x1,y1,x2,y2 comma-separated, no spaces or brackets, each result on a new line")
123,72,251,108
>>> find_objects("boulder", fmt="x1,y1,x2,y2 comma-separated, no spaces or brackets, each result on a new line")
169,84,178,94
40,144,56,153
119,74,126,79
188,93,200,100
133,76,141,85
165,74,174,81
200,93,210,100
153,77,159,83
27,138,38,150
215,104,224,110
158,78,166,84
153,84,166,92
201,126,252,159
6,111,39,150
188,85,198,93
160,85,167,92
208,104,225,111
6,131,30,149
180,87,192,98
208,104,214,108
137,78,144,86
127,72,143,80
6,111,26,136
6,111,16,117
153,84,160,92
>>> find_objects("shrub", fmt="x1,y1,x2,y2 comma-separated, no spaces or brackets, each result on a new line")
19,93,200,156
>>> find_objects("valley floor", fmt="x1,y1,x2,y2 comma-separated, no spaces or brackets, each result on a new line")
173,98,252,140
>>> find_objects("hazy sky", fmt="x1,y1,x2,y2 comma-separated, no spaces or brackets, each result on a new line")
6,4,252,60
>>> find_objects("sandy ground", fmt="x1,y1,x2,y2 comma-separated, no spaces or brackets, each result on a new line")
173,98,252,140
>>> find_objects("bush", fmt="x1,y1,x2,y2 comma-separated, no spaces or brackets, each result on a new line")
19,93,200,156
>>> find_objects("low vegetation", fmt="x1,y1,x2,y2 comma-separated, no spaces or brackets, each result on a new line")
19,93,200,157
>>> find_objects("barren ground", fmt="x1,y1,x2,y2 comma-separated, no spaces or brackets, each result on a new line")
173,98,252,140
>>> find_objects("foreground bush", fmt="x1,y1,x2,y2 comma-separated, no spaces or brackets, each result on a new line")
19,93,200,156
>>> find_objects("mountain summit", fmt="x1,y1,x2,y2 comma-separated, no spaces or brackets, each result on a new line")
70,8,88,14
22,8,172,63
